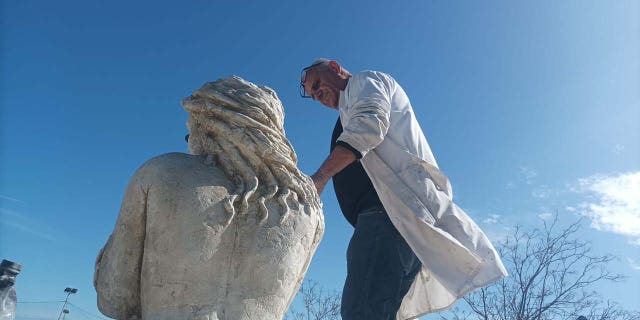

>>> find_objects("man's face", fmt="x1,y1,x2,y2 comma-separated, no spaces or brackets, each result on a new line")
302,68,342,110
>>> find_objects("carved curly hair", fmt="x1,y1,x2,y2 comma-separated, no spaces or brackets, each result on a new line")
182,76,321,225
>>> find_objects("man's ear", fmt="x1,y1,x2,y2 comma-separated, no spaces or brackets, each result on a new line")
328,60,342,74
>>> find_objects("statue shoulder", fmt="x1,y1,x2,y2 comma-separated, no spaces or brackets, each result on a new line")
130,152,226,187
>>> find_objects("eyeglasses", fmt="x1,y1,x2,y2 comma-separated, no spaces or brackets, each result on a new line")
299,61,323,98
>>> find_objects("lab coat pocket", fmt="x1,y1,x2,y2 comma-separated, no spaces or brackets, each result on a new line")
399,163,488,265
396,164,451,223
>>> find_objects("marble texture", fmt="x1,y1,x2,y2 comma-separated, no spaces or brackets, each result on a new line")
94,76,324,320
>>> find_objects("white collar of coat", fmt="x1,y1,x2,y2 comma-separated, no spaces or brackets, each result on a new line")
338,89,347,109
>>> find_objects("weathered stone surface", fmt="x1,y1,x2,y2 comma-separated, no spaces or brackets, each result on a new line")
94,76,324,320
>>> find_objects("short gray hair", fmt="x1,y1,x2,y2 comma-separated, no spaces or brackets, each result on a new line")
303,58,350,76
309,58,330,66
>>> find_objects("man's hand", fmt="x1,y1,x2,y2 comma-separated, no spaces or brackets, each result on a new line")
310,145,357,196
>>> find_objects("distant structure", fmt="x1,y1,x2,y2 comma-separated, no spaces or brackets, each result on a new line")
94,76,324,320
0,259,22,320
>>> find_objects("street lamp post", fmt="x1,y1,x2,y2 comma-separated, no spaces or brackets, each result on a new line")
57,287,77,320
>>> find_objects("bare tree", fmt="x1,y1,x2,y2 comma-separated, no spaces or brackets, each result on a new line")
285,279,341,320
441,215,639,320
580,300,640,320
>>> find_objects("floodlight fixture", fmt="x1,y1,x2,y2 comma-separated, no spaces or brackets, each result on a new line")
64,287,78,294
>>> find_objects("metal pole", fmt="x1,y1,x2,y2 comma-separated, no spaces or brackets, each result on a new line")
61,308,69,320
57,292,71,320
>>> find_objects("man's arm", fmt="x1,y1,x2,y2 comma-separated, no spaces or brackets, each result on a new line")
311,145,357,195
335,72,392,158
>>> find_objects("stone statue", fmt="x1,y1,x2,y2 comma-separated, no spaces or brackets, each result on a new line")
94,76,324,320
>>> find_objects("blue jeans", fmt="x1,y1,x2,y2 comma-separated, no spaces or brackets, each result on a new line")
341,207,422,320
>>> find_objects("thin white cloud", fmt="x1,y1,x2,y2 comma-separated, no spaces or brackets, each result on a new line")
520,166,537,185
627,258,640,271
531,185,556,199
0,195,23,203
0,208,56,241
0,208,24,218
483,214,501,225
484,225,513,243
611,144,625,155
573,172,640,245
538,212,553,220
479,214,511,242
1,220,56,241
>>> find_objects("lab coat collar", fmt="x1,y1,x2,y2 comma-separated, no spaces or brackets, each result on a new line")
338,89,347,110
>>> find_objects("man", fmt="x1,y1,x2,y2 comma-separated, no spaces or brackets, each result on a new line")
301,59,508,320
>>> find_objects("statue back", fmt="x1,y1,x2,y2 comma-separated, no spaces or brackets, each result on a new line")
94,76,324,320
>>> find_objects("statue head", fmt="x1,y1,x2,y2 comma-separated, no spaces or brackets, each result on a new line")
182,76,321,224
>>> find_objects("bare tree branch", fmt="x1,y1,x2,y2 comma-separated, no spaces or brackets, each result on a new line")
443,214,636,320
285,279,341,320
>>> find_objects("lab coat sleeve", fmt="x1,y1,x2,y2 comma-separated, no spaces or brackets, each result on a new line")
337,72,393,157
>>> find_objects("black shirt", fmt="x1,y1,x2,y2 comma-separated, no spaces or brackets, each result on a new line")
331,118,383,227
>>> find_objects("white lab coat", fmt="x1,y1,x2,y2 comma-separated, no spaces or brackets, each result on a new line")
337,71,508,319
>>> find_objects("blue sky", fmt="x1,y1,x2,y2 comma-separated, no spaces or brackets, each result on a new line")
1,1,638,319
